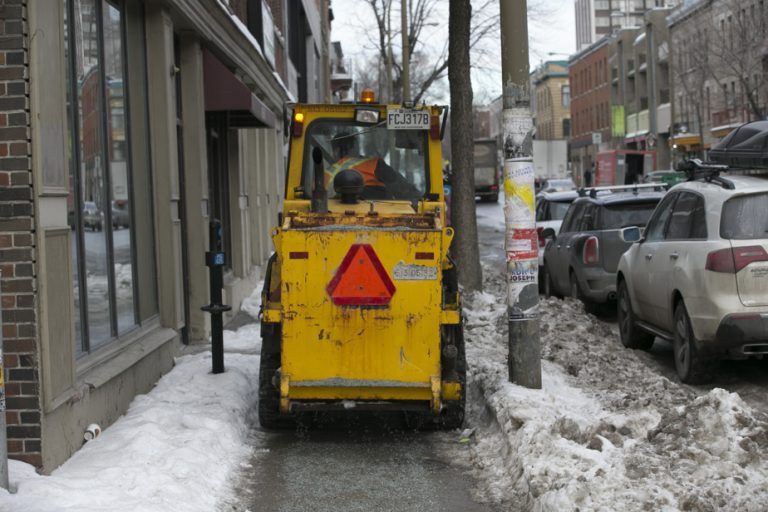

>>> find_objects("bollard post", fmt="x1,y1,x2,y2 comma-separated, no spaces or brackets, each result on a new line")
1,268,9,489
201,219,231,374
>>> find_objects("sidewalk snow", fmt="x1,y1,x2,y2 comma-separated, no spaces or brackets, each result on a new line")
464,264,768,511
4,199,768,511
0,289,264,512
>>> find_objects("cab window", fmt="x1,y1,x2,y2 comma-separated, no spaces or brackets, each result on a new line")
301,119,428,201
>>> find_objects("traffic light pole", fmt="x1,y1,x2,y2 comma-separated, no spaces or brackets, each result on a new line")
500,0,541,388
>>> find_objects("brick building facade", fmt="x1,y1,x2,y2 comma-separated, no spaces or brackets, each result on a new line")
0,0,40,468
1,0,330,473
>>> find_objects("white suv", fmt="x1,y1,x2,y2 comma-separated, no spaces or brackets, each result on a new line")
616,169,768,383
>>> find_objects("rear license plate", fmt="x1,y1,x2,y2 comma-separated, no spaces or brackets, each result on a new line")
386,108,430,130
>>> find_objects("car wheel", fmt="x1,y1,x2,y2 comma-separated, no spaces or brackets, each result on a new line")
569,272,581,300
617,280,654,350
673,302,717,384
543,265,557,298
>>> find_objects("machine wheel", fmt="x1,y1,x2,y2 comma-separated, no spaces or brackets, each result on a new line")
617,280,654,350
404,322,466,431
439,322,466,430
258,324,295,429
673,302,717,384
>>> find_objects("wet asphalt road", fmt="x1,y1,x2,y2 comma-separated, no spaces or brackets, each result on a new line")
229,201,506,512
231,413,497,512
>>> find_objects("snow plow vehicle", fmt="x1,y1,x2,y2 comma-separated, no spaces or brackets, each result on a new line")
258,91,465,429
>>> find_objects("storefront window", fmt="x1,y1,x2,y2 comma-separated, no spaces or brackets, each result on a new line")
65,0,139,355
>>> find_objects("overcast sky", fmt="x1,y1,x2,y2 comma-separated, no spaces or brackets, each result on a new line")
329,0,576,104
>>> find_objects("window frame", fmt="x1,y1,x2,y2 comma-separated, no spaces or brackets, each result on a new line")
65,0,143,356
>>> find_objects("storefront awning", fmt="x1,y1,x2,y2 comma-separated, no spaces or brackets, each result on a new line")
203,49,276,129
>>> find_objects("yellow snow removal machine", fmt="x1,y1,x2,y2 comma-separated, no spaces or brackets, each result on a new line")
259,90,464,429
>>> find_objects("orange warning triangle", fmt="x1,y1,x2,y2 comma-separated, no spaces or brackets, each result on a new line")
326,244,396,306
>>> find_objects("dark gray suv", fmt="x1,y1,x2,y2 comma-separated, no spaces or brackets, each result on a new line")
541,185,665,314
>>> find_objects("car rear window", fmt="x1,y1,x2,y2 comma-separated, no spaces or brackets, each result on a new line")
600,202,658,229
549,201,572,220
721,192,768,239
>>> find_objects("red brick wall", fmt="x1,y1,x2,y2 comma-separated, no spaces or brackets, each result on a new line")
0,0,40,469
569,44,611,148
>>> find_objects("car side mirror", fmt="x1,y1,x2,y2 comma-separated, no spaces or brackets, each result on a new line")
620,226,642,243
541,227,556,241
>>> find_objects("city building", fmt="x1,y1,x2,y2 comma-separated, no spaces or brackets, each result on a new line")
607,8,672,173
532,61,571,179
330,41,353,102
568,36,612,184
575,0,680,51
667,0,768,161
0,0,329,473
532,61,571,140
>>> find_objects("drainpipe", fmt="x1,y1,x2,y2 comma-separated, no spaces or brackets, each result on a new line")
0,269,9,490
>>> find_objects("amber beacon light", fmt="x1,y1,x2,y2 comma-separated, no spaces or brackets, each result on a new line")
360,88,376,103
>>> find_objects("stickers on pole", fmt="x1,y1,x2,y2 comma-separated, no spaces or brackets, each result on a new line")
506,228,538,261
503,160,535,231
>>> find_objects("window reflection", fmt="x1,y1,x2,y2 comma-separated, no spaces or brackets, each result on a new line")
65,0,138,354
103,2,136,334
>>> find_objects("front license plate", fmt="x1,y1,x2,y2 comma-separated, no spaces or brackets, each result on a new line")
386,108,430,130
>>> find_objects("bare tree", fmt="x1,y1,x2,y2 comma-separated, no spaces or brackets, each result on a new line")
449,0,482,291
671,22,710,158
705,0,768,122
353,0,547,104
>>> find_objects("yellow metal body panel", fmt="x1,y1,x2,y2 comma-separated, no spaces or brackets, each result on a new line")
267,102,461,411
276,223,448,403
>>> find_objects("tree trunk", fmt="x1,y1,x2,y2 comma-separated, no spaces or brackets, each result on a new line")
448,0,482,292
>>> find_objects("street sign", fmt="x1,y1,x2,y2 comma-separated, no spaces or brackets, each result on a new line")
592,132,602,145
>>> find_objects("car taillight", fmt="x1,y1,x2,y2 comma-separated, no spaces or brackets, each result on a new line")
583,236,599,265
706,245,768,273
537,226,546,248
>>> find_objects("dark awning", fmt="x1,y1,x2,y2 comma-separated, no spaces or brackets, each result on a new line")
203,49,276,129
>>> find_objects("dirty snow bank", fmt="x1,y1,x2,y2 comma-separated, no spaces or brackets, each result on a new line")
465,263,768,511
0,319,263,512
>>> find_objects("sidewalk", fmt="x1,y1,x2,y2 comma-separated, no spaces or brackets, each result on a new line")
0,288,264,512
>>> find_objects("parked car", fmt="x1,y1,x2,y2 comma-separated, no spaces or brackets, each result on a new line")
83,201,103,231
539,178,576,193
541,185,665,314
536,190,579,288
111,200,130,229
617,164,768,384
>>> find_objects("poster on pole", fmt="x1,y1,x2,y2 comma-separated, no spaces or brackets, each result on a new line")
503,158,538,312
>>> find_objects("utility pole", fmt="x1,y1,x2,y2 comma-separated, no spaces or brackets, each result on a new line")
386,0,394,102
500,0,541,388
401,0,410,102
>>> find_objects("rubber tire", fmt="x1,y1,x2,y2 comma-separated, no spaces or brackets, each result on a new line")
543,265,558,299
617,280,654,350
405,323,466,431
569,272,579,300
439,323,466,430
258,325,296,429
673,302,717,384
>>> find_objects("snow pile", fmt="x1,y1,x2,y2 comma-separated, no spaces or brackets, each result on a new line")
465,262,768,511
0,340,261,512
